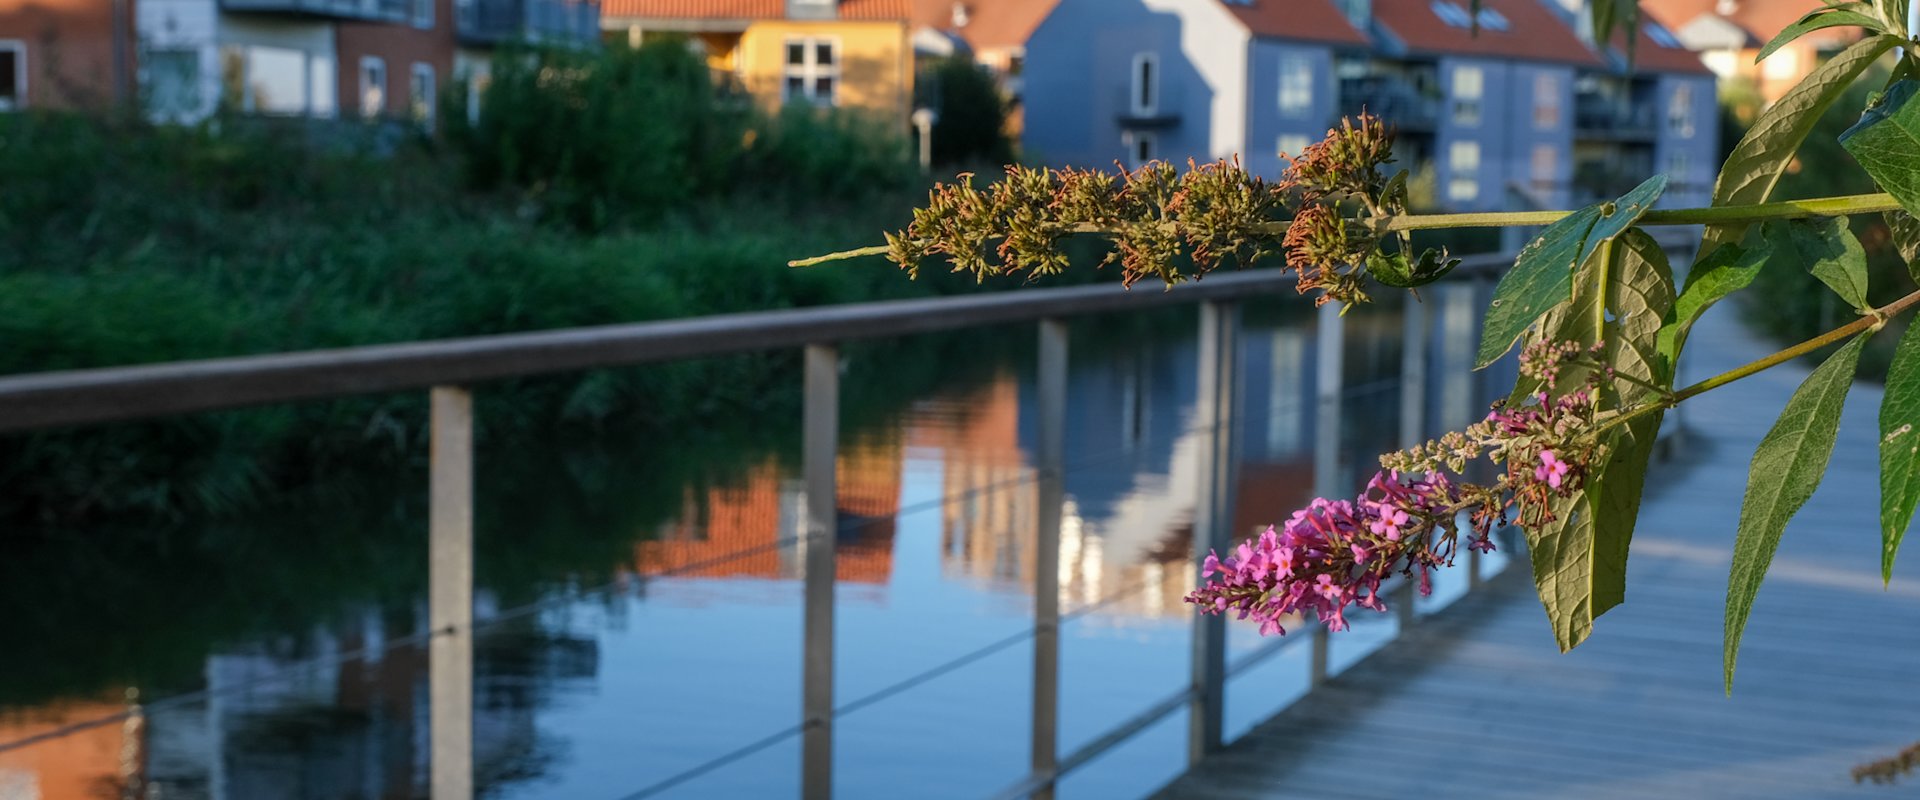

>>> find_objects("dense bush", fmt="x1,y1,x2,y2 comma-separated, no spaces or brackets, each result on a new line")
445,39,917,229
914,55,1013,166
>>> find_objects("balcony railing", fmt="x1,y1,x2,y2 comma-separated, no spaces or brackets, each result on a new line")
456,0,601,46
221,0,407,22
1574,96,1659,142
1339,78,1440,132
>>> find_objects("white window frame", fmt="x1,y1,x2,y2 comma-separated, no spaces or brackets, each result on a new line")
1668,149,1690,181
1533,72,1559,129
1277,134,1310,160
413,0,434,29
1448,139,1481,202
1668,83,1695,138
0,40,25,111
783,37,840,106
1127,131,1158,168
411,62,436,129
360,56,387,119
1451,65,1483,126
1278,54,1312,118
1531,144,1557,187
1131,51,1159,117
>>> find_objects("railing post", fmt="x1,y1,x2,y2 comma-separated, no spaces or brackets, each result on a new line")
1187,301,1239,764
1397,296,1429,629
1033,319,1067,798
802,344,839,800
1309,301,1344,687
429,386,474,800
1438,282,1483,589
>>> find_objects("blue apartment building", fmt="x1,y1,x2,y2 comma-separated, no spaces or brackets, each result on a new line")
1023,0,1718,212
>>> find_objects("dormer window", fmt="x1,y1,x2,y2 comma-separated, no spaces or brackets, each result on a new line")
1646,23,1683,48
1431,0,1472,28
1476,8,1509,31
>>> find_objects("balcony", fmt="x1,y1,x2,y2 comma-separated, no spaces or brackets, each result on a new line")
1338,77,1439,133
457,0,601,47
1113,87,1180,130
220,0,406,22
1574,95,1659,142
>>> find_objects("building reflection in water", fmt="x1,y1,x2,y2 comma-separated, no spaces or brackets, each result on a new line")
0,312,1406,799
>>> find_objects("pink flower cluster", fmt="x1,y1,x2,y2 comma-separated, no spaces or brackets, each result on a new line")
1185,471,1491,636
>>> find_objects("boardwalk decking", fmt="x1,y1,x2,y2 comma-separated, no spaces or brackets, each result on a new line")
1157,304,1920,799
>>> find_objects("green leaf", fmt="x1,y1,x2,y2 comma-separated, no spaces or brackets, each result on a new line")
1702,34,1903,256
1368,248,1460,289
1888,211,1920,281
1881,321,1920,583
1756,10,1884,64
1842,79,1920,220
1523,230,1675,649
1655,237,1775,371
1726,333,1868,693
1475,176,1667,368
1760,216,1870,311
1590,0,1639,67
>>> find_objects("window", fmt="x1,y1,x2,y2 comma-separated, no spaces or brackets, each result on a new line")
0,40,22,110
144,49,200,119
1668,149,1690,180
411,63,435,129
1476,8,1510,31
244,46,306,114
1277,134,1310,159
1278,54,1313,117
1127,131,1157,168
1449,140,1480,202
360,56,386,118
1451,65,1482,125
1668,82,1695,137
1646,23,1682,49
1431,0,1472,27
1131,52,1159,116
1532,144,1557,186
310,55,335,117
413,0,434,29
784,37,839,106
1533,72,1559,128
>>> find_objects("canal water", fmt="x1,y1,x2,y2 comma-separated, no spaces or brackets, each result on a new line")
0,296,1508,799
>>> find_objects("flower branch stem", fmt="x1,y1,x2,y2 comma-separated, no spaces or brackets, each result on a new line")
1595,286,1920,437
788,193,1903,268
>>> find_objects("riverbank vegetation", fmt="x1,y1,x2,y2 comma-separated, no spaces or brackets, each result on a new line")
0,39,1014,527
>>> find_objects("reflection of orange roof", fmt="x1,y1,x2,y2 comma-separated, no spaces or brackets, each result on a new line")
0,699,140,798
1373,0,1605,66
604,0,909,19
636,448,901,584
1233,461,1315,538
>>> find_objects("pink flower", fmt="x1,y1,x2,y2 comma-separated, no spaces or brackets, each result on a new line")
1535,450,1570,489
1369,505,1409,541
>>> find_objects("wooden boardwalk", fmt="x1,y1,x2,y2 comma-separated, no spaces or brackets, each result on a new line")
1156,304,1920,799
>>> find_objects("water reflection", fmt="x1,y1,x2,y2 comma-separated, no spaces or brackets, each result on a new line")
1,305,1449,799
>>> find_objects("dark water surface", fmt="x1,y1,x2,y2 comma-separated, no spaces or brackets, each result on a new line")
0,300,1507,799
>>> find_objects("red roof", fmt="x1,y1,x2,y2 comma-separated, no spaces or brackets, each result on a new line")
909,0,1058,51
1643,0,1862,50
1614,23,1715,75
1220,0,1370,47
603,0,910,20
1371,0,1605,66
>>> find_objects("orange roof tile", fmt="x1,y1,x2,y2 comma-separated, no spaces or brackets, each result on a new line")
1220,0,1370,47
1372,0,1605,66
910,0,1058,51
1642,0,1862,50
604,0,910,20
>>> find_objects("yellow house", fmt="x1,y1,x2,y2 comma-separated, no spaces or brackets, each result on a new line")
602,0,914,125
